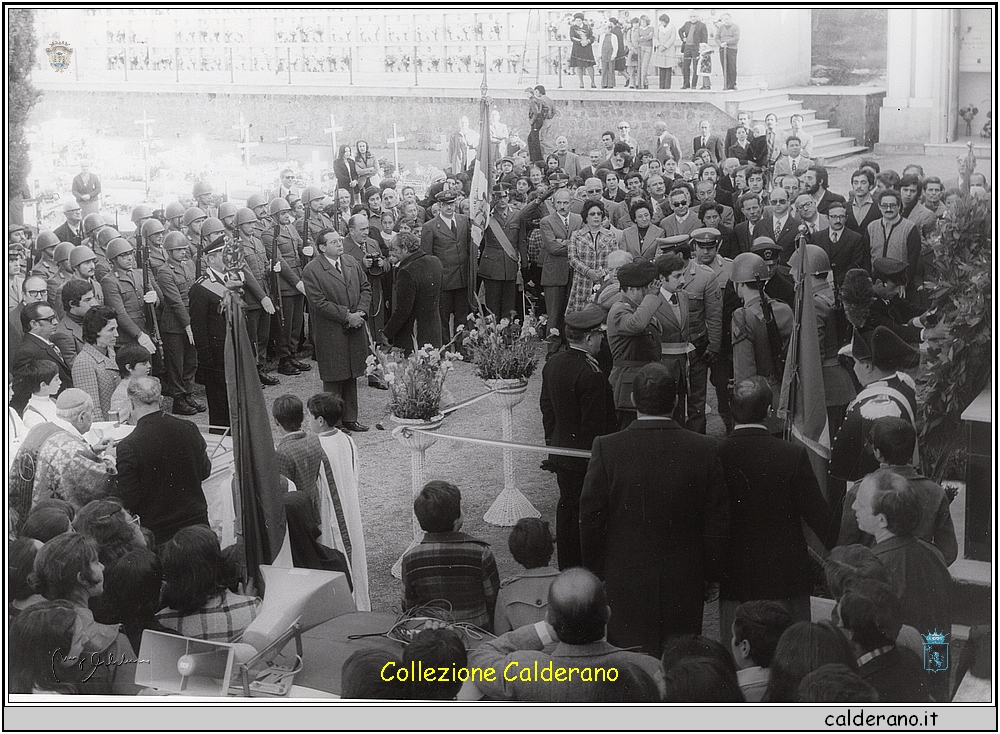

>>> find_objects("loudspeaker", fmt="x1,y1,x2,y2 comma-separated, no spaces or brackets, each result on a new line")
240,565,355,651
136,631,241,696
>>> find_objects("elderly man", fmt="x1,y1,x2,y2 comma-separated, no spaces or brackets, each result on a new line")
553,136,581,178
654,121,683,166
381,232,443,353
31,388,117,510
469,568,662,701
12,301,73,415
117,376,212,545
72,163,102,215
54,201,84,247
580,362,729,656
419,190,473,342
539,188,583,353
8,274,50,359
302,228,372,433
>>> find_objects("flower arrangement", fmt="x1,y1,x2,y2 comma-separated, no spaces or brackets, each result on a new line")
365,341,463,421
462,312,542,381
959,105,979,136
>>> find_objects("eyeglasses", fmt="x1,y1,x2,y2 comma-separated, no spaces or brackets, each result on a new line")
618,125,630,131
879,202,900,210
769,198,788,204
26,289,49,298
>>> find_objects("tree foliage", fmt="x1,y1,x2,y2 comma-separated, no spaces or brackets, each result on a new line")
918,196,992,481
8,9,42,193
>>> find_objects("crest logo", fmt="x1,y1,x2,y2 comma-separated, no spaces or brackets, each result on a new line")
45,41,73,72
922,630,949,673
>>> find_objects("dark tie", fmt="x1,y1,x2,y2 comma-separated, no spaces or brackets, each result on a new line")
449,220,456,235
791,159,797,173
335,258,342,273
667,293,676,305
831,231,839,244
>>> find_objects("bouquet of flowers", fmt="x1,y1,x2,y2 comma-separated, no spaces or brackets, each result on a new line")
462,312,542,381
366,340,463,420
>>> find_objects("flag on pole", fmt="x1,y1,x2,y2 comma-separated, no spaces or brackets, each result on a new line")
468,64,492,308
779,230,831,495
223,240,286,592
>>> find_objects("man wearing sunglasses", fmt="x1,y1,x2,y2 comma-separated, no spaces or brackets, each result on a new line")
752,188,801,266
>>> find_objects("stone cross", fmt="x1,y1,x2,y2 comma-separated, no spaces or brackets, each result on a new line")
232,112,257,167
324,113,344,157
434,133,449,170
277,123,300,161
134,110,157,199
386,123,406,176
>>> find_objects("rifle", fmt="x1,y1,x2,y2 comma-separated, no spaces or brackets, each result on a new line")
270,220,285,327
137,226,164,360
300,201,311,260
755,274,786,375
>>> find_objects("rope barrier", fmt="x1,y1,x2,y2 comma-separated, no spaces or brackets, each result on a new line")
399,426,591,459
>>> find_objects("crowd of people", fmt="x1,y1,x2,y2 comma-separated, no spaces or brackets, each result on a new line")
7,103,991,701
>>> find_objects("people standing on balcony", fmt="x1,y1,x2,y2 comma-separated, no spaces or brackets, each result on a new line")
652,14,677,90
569,12,597,90
678,11,708,90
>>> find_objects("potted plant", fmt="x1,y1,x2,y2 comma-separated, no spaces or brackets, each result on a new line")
365,340,462,428
462,312,541,394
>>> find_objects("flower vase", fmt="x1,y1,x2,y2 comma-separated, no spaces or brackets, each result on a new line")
482,378,540,526
390,413,444,578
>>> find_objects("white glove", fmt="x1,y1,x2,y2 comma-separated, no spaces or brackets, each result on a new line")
261,296,276,315
137,333,156,354
296,281,306,295
302,245,315,257
143,289,158,304
185,325,195,345
272,261,281,273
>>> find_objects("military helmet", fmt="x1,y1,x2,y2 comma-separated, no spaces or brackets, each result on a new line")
34,231,60,253
730,252,768,284
83,213,107,237
301,186,325,205
235,208,258,227
269,197,292,216
192,181,214,197
182,207,208,227
141,218,166,239
788,244,831,276
246,193,267,210
106,238,135,260
218,201,238,220
163,231,190,251
53,242,75,265
96,227,122,249
164,201,187,220
131,204,153,224
200,217,226,240
69,245,98,269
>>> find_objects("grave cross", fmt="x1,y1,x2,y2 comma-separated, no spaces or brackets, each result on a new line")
277,123,300,161
434,133,449,170
134,109,156,139
232,112,257,168
134,110,157,199
324,113,344,158
386,123,406,177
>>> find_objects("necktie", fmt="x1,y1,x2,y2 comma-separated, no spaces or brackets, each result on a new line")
562,216,570,230
791,159,797,173
767,131,775,159
449,220,456,235
831,231,839,244
335,258,342,273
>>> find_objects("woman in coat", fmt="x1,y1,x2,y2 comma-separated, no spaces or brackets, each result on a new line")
567,200,620,315
651,14,678,89
333,145,359,204
71,306,121,421
354,140,380,193
568,13,597,89
637,15,655,90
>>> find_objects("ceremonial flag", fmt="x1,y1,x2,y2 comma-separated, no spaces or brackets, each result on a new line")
223,242,286,591
779,229,831,495
468,68,492,308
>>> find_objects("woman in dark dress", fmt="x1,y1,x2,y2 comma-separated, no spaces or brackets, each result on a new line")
569,13,597,89
333,144,359,204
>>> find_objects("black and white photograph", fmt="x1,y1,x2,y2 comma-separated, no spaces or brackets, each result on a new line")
5,3,995,728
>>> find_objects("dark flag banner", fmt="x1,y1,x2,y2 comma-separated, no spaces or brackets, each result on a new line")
469,64,492,308
224,274,286,591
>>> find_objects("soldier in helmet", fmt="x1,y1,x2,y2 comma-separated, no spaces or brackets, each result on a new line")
681,227,724,434
261,197,310,376
730,250,793,435
30,231,61,283
48,242,76,318
193,181,219,219
246,193,271,239
100,237,161,353
182,206,208,254
299,187,336,257
156,231,205,416
139,218,168,275
219,201,239,239
81,213,112,279
164,201,187,232
69,246,105,306
129,204,154,243
789,243,856,435
235,208,279,386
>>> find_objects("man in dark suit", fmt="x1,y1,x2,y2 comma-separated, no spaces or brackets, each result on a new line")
419,190,473,342
576,149,605,184
71,163,102,216
382,232,443,353
12,300,73,413
724,111,754,155
802,165,847,215
189,236,235,429
302,228,372,432
538,188,583,353
678,11,708,89
692,120,726,163
479,184,529,319
752,187,801,266
717,377,834,639
540,305,617,570
116,376,213,545
812,203,869,293
734,192,763,254
53,201,84,247
580,362,729,657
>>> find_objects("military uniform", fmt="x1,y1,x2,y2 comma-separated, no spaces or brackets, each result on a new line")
706,254,736,433
731,293,793,433
606,290,662,426
101,267,160,348
262,222,306,363
814,282,856,434
29,258,59,282
682,258,722,434
239,232,273,368
189,268,232,427
156,256,199,405
298,210,336,260
46,269,72,319
652,287,692,426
